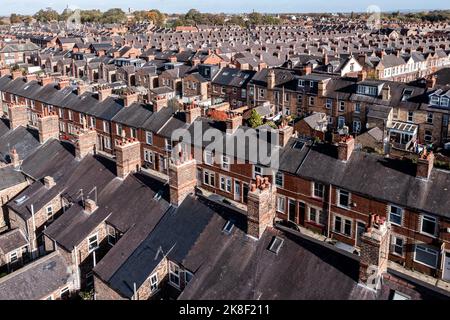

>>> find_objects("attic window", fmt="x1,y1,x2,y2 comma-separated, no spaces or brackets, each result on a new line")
222,220,234,234
402,89,413,101
14,195,29,205
292,141,304,150
268,236,284,254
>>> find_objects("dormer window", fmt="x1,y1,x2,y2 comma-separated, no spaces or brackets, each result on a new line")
357,85,378,96
298,79,305,87
430,95,440,106
440,97,449,107
402,89,413,101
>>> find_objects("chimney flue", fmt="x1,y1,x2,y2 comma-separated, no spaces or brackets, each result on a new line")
337,135,355,162
416,150,434,180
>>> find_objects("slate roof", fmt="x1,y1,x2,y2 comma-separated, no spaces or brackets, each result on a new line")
212,67,256,88
0,251,70,300
112,102,153,128
283,140,450,217
0,229,28,255
0,166,27,192
0,126,40,165
179,225,376,300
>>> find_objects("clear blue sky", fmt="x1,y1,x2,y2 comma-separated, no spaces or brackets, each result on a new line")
1,0,448,16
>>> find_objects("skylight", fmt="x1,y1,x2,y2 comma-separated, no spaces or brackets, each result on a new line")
293,141,304,150
14,195,29,205
222,220,234,234
268,236,284,254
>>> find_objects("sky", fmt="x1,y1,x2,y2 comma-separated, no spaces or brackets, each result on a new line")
1,0,448,16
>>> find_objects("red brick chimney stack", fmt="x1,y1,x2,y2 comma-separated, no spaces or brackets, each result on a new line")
168,148,197,207
247,175,277,239
337,135,355,162
359,213,390,289
115,138,141,179
8,103,29,129
225,112,243,134
75,128,97,160
123,91,139,107
416,149,434,180
278,119,294,147
37,110,60,143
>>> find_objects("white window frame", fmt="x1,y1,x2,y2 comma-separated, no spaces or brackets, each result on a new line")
46,205,54,222
313,182,324,199
150,273,159,292
204,150,214,166
413,244,438,268
275,171,284,188
219,175,232,193
145,131,153,145
277,196,286,213
107,225,116,246
221,155,230,171
388,204,403,226
420,215,437,237
169,261,180,288
337,189,350,208
253,165,263,179
203,170,215,187
333,214,352,237
308,206,324,225
60,287,70,299
9,251,18,263
144,149,154,164
87,233,99,253
391,235,405,257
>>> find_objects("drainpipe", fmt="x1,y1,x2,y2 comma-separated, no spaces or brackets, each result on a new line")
31,204,37,258
327,184,332,239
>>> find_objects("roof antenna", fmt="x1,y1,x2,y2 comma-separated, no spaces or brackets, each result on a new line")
76,188,84,207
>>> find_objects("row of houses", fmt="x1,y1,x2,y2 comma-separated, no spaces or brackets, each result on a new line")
0,70,449,296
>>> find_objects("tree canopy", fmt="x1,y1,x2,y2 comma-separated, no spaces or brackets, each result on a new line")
248,109,263,128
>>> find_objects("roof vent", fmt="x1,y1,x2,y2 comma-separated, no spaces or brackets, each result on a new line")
268,236,284,254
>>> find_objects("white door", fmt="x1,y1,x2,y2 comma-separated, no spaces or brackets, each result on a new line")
443,252,450,281
234,181,241,201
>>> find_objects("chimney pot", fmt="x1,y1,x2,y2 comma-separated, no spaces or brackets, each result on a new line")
84,198,98,214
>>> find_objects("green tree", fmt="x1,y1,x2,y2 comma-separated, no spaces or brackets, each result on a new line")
10,14,23,24
248,109,263,128
80,10,102,23
248,12,263,25
148,10,166,26
101,8,126,24
34,8,59,22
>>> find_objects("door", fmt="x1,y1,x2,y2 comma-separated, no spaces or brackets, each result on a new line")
356,222,366,247
298,202,306,225
288,199,296,223
243,183,249,204
234,181,241,201
443,252,450,281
